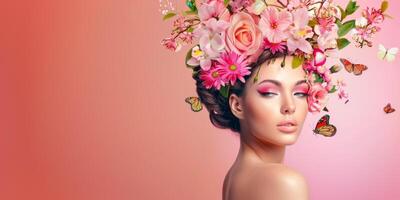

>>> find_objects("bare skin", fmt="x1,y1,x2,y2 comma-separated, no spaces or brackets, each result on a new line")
223,56,310,200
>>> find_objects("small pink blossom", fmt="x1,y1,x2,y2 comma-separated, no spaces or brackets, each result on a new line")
314,16,338,36
325,81,335,92
317,65,327,74
263,38,287,54
363,7,384,24
307,83,329,113
198,0,226,22
303,61,317,72
229,0,254,13
259,7,292,43
317,30,338,51
338,89,349,100
216,51,251,85
161,37,182,52
323,71,332,82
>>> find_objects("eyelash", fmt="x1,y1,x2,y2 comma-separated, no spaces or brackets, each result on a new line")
260,92,309,97
294,92,309,97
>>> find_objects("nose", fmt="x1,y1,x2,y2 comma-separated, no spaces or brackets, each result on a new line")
280,94,296,115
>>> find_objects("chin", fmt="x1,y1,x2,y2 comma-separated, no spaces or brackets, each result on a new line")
277,132,300,146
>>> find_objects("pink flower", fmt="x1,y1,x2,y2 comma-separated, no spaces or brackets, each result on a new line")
198,0,226,22
224,12,263,62
161,37,182,52
314,17,338,36
303,61,317,72
338,89,349,100
287,7,313,54
325,81,334,92
229,0,254,13
259,7,292,43
194,18,230,70
287,0,312,10
199,64,227,90
306,72,316,83
216,51,251,85
362,7,384,24
317,30,338,51
263,38,287,54
317,65,327,74
313,48,326,66
323,71,332,82
307,83,329,113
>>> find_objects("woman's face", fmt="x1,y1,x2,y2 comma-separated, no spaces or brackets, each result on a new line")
230,56,310,146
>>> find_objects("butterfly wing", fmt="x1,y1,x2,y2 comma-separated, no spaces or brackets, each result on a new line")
315,125,337,137
340,58,353,73
385,47,399,62
384,103,396,114
377,44,387,60
314,115,329,130
352,64,368,76
185,97,203,112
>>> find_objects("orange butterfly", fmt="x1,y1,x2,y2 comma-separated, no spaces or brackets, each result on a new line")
185,96,203,112
313,114,337,137
340,58,368,76
383,103,395,114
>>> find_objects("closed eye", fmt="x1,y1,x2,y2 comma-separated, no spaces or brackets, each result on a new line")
294,92,309,97
260,92,278,97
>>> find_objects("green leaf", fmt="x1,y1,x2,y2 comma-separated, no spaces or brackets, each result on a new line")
219,85,230,98
224,0,230,6
337,38,351,50
338,6,346,20
292,56,304,69
186,0,197,12
345,0,359,15
328,85,337,93
338,20,355,37
187,27,194,33
308,18,318,27
163,12,177,20
313,73,324,83
183,10,198,16
381,0,389,13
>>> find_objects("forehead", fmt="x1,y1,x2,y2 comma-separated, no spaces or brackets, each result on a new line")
247,56,307,87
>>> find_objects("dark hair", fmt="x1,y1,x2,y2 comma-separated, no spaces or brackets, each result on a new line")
192,50,287,134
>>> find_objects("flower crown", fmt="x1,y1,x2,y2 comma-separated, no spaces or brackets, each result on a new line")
160,0,389,114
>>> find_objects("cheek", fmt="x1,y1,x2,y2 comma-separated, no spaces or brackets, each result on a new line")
294,98,309,123
244,95,281,129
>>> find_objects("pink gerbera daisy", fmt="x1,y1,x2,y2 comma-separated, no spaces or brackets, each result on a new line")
216,51,251,85
263,38,286,54
199,64,227,90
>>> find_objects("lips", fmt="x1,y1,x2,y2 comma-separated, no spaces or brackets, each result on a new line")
277,120,298,133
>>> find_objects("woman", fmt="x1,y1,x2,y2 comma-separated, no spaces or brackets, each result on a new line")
194,51,310,200
161,0,388,199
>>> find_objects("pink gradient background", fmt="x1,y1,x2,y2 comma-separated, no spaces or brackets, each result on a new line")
0,0,399,199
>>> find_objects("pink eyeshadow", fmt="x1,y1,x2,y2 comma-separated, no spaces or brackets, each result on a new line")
294,84,310,93
257,85,278,93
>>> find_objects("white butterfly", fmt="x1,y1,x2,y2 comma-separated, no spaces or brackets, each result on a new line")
377,44,399,62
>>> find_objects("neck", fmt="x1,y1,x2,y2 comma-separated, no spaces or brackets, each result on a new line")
237,132,286,165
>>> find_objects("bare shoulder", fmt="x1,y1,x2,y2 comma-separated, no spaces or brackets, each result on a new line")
245,163,309,200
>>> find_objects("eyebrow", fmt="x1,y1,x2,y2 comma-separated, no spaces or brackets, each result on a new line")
257,79,307,87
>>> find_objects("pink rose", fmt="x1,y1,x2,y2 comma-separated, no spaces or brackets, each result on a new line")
307,83,329,113
224,12,263,62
